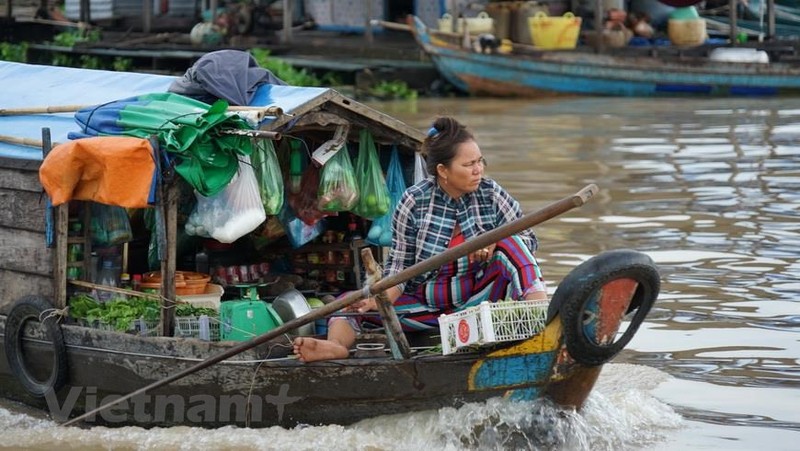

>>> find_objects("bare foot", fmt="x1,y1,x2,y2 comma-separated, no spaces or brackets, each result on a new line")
293,337,350,362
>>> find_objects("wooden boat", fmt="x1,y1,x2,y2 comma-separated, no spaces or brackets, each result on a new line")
408,15,800,97
0,61,659,428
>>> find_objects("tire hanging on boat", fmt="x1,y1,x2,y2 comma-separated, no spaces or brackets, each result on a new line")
550,249,660,366
4,295,69,397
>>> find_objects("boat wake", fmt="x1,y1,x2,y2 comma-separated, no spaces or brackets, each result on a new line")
0,364,681,450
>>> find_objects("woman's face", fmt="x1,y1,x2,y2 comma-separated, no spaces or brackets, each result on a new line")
437,139,486,197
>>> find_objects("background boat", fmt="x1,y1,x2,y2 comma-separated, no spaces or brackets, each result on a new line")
408,14,800,97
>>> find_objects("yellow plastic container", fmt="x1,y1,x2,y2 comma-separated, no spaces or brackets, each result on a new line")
668,19,707,47
528,12,582,50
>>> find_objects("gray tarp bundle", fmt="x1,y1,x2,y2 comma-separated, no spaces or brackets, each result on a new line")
169,50,286,106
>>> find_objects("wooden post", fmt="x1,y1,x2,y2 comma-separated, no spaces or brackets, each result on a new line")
594,0,605,52
42,128,69,309
79,0,90,24
365,0,374,45
6,0,12,19
767,0,776,40
159,181,177,337
360,248,411,359
143,0,153,33
282,0,293,44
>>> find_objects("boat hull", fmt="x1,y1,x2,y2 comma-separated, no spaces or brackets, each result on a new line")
0,315,584,428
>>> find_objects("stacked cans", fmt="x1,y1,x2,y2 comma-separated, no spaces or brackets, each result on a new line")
213,262,270,285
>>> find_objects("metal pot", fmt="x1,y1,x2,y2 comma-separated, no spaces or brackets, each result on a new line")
271,288,315,336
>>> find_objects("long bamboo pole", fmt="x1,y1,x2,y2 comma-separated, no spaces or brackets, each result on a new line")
61,184,598,427
0,105,284,117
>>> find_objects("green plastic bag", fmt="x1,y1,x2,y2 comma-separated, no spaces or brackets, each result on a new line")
318,146,359,212
251,139,284,215
352,129,390,219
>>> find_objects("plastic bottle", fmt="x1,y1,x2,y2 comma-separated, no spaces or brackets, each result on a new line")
132,274,142,292
195,248,209,275
119,273,132,299
289,141,303,193
97,260,119,303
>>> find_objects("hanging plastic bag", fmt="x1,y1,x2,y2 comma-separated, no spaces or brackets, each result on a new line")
278,203,326,248
91,202,133,246
288,164,326,225
251,139,284,215
187,156,266,243
318,146,359,212
367,145,406,246
413,152,427,184
352,129,390,219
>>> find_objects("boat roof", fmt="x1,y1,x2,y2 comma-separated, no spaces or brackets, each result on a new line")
0,61,424,161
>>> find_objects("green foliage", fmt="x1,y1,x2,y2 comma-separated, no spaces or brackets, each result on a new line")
69,294,217,332
368,80,418,100
0,42,28,62
112,57,133,72
53,29,101,47
250,48,325,87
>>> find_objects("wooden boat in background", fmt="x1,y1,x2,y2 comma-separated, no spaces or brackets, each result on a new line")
0,62,659,428
408,15,800,97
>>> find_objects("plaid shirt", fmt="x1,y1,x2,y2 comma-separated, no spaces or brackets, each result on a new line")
384,177,538,295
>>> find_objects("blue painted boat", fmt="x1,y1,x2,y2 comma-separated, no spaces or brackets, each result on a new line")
408,15,800,97
0,62,658,428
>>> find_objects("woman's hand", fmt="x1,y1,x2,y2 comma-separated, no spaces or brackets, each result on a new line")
344,296,378,313
469,243,496,264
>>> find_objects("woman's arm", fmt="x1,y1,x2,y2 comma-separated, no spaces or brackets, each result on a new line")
492,181,538,252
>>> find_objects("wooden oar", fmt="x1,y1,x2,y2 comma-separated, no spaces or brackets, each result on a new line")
61,183,598,427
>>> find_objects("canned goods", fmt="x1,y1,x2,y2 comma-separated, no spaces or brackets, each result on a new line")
239,265,250,283
249,264,261,281
259,262,270,275
226,266,240,285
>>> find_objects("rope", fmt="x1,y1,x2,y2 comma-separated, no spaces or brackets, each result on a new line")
40,307,69,324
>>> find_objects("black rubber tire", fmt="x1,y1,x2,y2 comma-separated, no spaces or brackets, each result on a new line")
4,295,69,397
550,249,660,366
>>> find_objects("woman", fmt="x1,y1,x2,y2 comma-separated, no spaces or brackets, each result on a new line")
293,116,547,362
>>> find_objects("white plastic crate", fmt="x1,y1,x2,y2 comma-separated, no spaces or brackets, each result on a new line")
84,317,161,337
439,300,548,355
175,315,220,341
177,283,224,311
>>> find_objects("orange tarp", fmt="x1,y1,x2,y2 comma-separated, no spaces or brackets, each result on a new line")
39,136,156,208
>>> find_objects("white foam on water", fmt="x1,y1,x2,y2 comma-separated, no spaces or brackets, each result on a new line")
0,364,682,451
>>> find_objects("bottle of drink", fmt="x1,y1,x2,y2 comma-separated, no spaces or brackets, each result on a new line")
97,260,118,303
289,141,303,194
132,274,142,292
119,273,132,298
195,248,209,275
346,214,361,241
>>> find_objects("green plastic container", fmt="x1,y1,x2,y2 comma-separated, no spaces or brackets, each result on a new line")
220,300,283,341
670,6,699,20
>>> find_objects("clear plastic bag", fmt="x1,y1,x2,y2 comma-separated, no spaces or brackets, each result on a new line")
186,156,266,243
352,129,390,219
367,145,406,246
251,139,284,215
288,164,327,225
318,146,359,212
91,203,133,246
413,152,427,184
